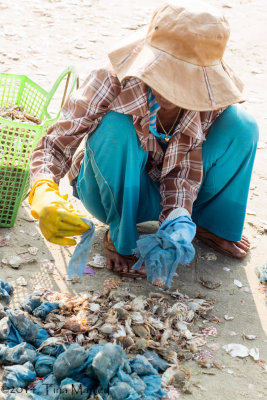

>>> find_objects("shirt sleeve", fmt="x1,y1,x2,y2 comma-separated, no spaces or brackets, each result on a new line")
159,139,203,223
30,68,122,186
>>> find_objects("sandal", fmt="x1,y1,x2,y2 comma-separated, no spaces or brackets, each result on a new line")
196,226,248,259
103,230,146,278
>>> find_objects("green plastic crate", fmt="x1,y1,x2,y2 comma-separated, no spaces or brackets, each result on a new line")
0,66,78,227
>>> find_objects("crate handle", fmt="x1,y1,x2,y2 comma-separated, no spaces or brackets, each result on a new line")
42,66,79,120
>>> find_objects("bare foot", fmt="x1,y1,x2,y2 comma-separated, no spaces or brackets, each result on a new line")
196,226,250,259
104,231,146,277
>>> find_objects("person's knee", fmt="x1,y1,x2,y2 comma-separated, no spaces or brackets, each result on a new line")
86,111,138,157
224,105,259,149
99,111,135,144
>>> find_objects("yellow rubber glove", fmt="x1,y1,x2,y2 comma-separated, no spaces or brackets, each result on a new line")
28,180,89,246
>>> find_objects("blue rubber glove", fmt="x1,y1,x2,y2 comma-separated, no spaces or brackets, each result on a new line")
67,218,95,279
132,216,196,287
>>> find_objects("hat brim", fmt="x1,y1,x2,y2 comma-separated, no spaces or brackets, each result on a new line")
109,39,245,111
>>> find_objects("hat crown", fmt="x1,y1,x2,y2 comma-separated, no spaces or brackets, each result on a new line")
146,1,230,66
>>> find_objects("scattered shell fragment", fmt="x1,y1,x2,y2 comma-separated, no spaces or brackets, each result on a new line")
16,276,27,286
242,334,257,340
234,279,243,288
229,331,238,336
188,299,214,314
66,275,81,283
199,277,222,290
222,343,249,358
249,347,259,361
103,278,121,290
163,387,181,399
89,254,106,268
187,337,206,347
226,369,234,375
193,349,213,361
2,255,34,269
200,326,217,337
0,235,10,246
203,252,217,261
206,343,220,352
224,315,234,321
42,261,56,273
28,246,38,256
246,209,256,216
162,366,191,390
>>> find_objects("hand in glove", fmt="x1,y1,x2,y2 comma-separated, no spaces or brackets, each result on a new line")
29,180,89,246
132,215,196,287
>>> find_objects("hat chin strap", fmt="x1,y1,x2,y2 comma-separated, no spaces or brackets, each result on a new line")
202,66,217,109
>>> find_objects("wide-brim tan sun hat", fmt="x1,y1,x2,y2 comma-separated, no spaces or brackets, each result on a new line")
108,0,245,111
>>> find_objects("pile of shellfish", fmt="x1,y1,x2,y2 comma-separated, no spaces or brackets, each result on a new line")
31,280,216,366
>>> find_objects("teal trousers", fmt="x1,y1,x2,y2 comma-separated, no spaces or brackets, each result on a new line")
73,106,259,254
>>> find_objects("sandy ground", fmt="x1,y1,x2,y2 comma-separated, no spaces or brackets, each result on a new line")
0,0,267,399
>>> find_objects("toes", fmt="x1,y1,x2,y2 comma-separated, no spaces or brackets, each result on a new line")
105,250,114,270
241,235,249,242
231,243,247,258
236,241,250,252
240,236,250,248
236,236,250,252
122,264,130,273
138,265,147,276
113,258,123,272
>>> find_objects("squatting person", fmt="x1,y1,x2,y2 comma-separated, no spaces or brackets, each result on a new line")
29,1,259,284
